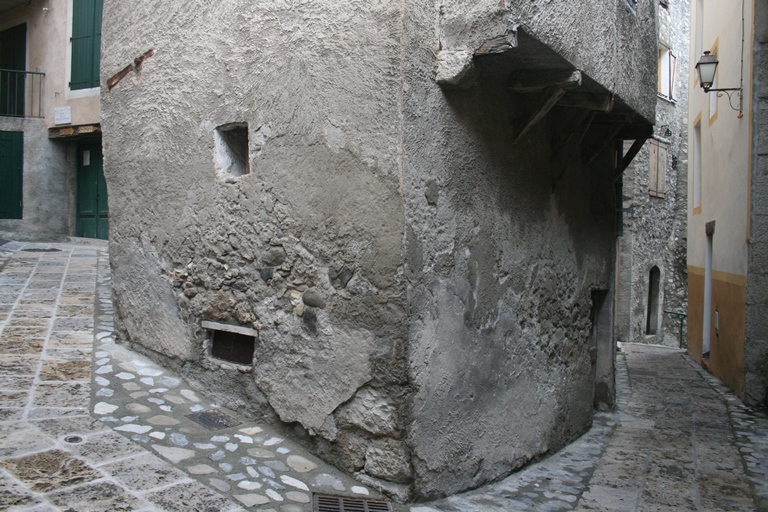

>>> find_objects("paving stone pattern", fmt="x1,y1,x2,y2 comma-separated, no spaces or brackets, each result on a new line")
0,242,378,511
1,241,767,511
410,344,768,512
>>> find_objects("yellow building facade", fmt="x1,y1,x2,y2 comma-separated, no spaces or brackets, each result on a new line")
688,0,768,406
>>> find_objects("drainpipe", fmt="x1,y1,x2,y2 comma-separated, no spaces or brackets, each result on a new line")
703,220,716,356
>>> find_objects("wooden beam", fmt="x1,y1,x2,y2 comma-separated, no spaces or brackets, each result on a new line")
556,92,614,112
552,112,595,189
508,70,582,93
513,87,566,144
614,137,648,181
582,124,623,168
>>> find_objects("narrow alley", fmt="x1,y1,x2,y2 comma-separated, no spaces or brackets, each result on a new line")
0,241,766,511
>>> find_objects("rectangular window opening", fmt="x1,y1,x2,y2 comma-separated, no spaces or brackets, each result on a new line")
215,123,250,179
211,330,255,365
657,46,676,100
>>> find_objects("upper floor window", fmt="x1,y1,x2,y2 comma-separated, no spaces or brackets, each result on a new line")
658,45,677,100
70,0,103,90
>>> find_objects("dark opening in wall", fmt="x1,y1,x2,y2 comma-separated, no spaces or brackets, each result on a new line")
215,123,249,178
646,266,661,335
211,330,255,365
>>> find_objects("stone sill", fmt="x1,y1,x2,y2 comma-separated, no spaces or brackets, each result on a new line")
201,320,259,337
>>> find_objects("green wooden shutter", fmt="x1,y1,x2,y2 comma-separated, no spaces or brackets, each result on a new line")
70,0,103,90
0,131,23,219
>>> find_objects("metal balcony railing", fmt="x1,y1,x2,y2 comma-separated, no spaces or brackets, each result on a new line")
0,69,45,118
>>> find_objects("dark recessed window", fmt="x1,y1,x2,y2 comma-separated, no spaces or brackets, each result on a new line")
211,330,255,365
214,123,249,178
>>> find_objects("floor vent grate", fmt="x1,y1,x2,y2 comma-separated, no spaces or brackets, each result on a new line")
21,248,61,252
313,493,392,512
185,410,242,430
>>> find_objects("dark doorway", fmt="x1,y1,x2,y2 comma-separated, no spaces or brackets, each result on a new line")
590,289,613,409
76,142,108,239
0,23,27,117
0,131,23,219
646,266,661,335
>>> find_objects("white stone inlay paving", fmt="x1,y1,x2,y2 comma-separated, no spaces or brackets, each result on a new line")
94,402,118,415
281,475,310,491
115,424,152,434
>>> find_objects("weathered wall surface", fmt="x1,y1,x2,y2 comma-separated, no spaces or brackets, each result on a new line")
102,0,657,501
746,1,768,407
616,0,689,348
435,0,657,124
401,0,655,500
0,118,71,235
101,0,411,492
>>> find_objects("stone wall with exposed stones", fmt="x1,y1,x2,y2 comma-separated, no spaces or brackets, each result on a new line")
101,0,657,501
616,0,689,348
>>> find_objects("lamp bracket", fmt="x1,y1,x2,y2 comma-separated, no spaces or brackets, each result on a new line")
702,87,743,115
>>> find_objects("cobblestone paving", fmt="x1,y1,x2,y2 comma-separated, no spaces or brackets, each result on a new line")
410,344,768,511
0,242,379,511
1,241,767,511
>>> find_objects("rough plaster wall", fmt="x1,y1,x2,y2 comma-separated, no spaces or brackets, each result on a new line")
401,1,641,499
617,0,689,348
0,118,70,235
746,2,768,407
101,0,657,501
437,0,657,124
101,0,411,491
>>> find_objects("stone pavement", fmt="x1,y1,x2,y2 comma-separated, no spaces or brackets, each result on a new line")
0,241,381,511
1,240,767,511
410,345,768,512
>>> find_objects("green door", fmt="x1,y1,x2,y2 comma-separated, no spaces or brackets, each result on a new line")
76,143,108,239
0,131,23,219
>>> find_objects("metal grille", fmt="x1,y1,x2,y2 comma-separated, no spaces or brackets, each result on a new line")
313,493,392,512
185,410,241,431
21,248,61,252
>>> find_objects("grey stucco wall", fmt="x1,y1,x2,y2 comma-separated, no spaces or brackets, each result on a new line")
101,0,412,495
402,2,634,498
0,118,71,236
616,0,689,348
747,0,768,407
101,0,657,501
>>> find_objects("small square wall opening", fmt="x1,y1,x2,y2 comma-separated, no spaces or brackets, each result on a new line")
211,330,255,365
215,123,249,178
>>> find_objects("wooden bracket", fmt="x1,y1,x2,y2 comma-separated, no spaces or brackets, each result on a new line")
509,70,582,144
614,137,648,181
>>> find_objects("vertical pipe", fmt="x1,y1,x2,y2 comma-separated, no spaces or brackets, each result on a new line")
703,221,716,355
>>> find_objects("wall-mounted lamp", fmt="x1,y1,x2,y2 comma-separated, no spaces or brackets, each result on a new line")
695,51,743,117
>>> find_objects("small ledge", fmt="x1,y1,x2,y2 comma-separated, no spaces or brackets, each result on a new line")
202,320,258,338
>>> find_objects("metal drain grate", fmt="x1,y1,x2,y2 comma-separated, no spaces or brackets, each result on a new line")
313,493,392,512
21,248,61,252
185,410,242,430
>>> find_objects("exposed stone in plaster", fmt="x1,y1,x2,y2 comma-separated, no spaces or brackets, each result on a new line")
435,50,475,89
254,328,375,431
101,0,657,501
